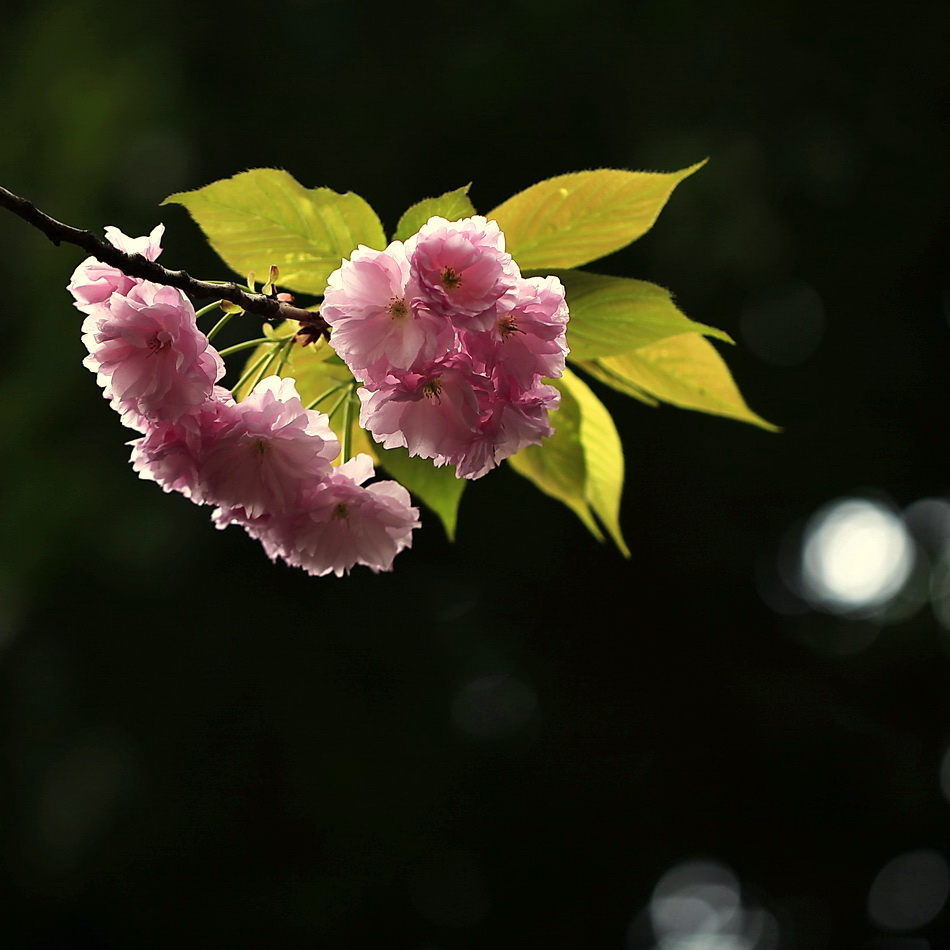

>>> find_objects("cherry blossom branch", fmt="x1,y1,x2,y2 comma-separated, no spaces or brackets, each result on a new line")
0,184,328,334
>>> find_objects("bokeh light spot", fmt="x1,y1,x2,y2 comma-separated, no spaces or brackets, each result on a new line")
868,849,949,932
642,859,778,949
801,498,913,614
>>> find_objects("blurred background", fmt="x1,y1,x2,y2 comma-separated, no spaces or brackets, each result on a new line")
1,0,948,946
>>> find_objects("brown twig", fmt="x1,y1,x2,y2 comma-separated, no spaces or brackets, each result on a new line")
0,184,328,334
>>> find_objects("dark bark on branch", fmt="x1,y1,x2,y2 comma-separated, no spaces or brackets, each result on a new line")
0,184,328,334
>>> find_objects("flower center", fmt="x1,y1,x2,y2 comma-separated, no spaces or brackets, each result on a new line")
422,377,443,402
388,297,408,320
497,314,523,340
332,502,350,521
251,437,271,458
440,267,463,291
147,330,173,356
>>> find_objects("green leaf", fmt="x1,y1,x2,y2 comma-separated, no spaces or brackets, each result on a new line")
487,162,706,270
570,359,659,406
555,269,732,359
375,446,466,541
579,333,779,430
509,368,629,554
508,374,603,542
235,323,377,460
562,369,630,556
393,185,476,242
163,168,386,296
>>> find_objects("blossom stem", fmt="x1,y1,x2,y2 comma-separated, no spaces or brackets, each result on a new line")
217,334,294,358
325,387,352,424
233,347,277,395
247,343,284,393
274,336,296,377
305,378,352,411
340,387,355,462
0,183,328,334
195,301,221,320
206,309,238,343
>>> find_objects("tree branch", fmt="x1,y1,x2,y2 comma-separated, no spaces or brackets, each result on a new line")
0,184,328,334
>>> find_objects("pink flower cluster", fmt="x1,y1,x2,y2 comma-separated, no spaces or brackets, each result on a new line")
322,215,569,479
71,227,419,576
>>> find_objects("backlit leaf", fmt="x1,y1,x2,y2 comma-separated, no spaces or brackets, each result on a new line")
571,359,659,406
509,368,629,554
375,446,466,541
562,369,630,557
488,162,706,270
581,333,778,430
508,374,603,541
393,185,476,242
163,168,386,296
556,269,732,358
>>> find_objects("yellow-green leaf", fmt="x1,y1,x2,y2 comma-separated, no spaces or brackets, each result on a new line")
375,446,466,541
163,168,386,296
556,269,732,358
561,369,630,556
582,333,778,430
508,368,629,554
235,322,376,461
570,359,659,406
393,185,476,242
508,374,603,541
488,162,706,270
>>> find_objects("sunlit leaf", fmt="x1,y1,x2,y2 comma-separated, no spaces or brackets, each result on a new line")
488,162,706,270
562,369,630,556
234,322,376,461
393,185,476,242
570,359,659,406
580,333,778,430
375,446,466,540
508,368,629,554
163,168,386,296
555,269,732,358
508,375,602,541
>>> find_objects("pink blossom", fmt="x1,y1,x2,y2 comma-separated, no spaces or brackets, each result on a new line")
215,455,420,577
358,359,487,466
129,387,236,502
322,242,453,384
460,275,570,388
199,376,340,518
408,216,519,328
81,280,224,424
455,376,559,480
67,224,165,313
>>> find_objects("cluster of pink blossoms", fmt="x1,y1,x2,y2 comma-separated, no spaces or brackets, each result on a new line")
322,215,569,479
70,226,419,577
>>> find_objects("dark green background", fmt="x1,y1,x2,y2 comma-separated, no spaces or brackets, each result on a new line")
1,0,948,946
